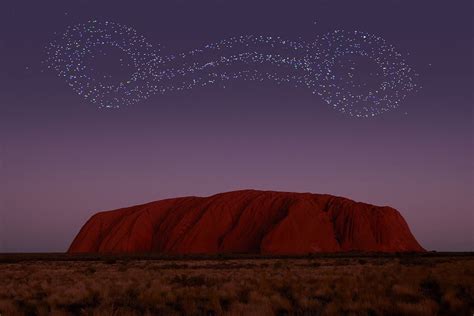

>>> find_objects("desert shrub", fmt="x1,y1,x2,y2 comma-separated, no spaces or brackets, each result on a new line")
358,258,367,265
85,266,96,274
159,263,189,269
305,260,321,268
420,275,442,302
273,261,284,269
15,299,39,315
391,284,420,303
103,257,117,265
237,288,251,304
219,297,231,311
171,274,209,287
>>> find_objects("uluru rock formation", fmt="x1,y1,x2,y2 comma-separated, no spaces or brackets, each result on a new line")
69,190,424,254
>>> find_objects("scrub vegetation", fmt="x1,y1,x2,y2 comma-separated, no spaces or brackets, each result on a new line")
0,253,472,316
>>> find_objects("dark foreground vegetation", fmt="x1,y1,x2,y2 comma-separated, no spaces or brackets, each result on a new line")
0,253,472,315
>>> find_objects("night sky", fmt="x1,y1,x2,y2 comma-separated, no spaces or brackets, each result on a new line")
0,0,472,252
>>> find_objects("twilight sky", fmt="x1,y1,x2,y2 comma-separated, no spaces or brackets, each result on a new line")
0,0,472,252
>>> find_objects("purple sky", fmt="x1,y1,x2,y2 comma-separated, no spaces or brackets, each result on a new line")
0,0,472,252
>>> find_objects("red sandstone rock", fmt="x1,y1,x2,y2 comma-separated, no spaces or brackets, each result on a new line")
68,190,424,253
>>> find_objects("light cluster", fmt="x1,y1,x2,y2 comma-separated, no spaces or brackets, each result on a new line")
45,20,419,117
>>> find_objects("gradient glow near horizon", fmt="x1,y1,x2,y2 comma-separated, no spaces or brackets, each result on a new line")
0,1,472,252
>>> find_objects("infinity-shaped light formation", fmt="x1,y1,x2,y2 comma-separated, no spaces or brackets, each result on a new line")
45,20,419,117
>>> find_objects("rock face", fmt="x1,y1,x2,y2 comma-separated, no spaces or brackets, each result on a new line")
68,190,424,253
